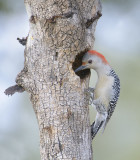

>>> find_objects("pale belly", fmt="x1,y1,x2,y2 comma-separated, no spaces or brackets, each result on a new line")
94,75,114,107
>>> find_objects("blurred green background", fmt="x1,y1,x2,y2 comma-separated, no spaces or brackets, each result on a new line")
0,0,140,160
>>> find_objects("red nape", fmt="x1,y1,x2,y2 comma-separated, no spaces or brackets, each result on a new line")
88,50,109,64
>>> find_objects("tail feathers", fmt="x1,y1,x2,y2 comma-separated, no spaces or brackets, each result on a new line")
91,121,104,139
91,112,108,139
101,119,108,133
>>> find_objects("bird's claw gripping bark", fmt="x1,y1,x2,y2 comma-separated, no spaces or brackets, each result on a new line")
84,87,94,105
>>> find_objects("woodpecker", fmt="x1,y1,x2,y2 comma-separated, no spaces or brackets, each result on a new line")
75,50,120,139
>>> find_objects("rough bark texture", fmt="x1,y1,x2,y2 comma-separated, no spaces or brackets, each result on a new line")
15,0,102,159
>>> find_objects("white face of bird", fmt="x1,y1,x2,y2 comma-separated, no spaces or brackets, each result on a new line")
82,53,103,70
75,51,108,73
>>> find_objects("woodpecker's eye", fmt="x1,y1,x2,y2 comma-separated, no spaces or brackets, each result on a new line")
88,60,92,64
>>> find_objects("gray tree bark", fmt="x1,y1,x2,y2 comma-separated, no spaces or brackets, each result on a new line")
6,0,102,159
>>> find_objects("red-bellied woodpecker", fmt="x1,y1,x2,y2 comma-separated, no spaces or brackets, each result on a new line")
75,50,120,139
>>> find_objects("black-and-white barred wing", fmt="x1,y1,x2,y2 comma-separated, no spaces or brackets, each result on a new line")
107,69,120,122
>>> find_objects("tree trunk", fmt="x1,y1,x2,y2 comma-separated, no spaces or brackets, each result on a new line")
16,0,101,159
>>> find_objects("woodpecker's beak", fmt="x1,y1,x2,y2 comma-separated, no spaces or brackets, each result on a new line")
75,65,87,73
